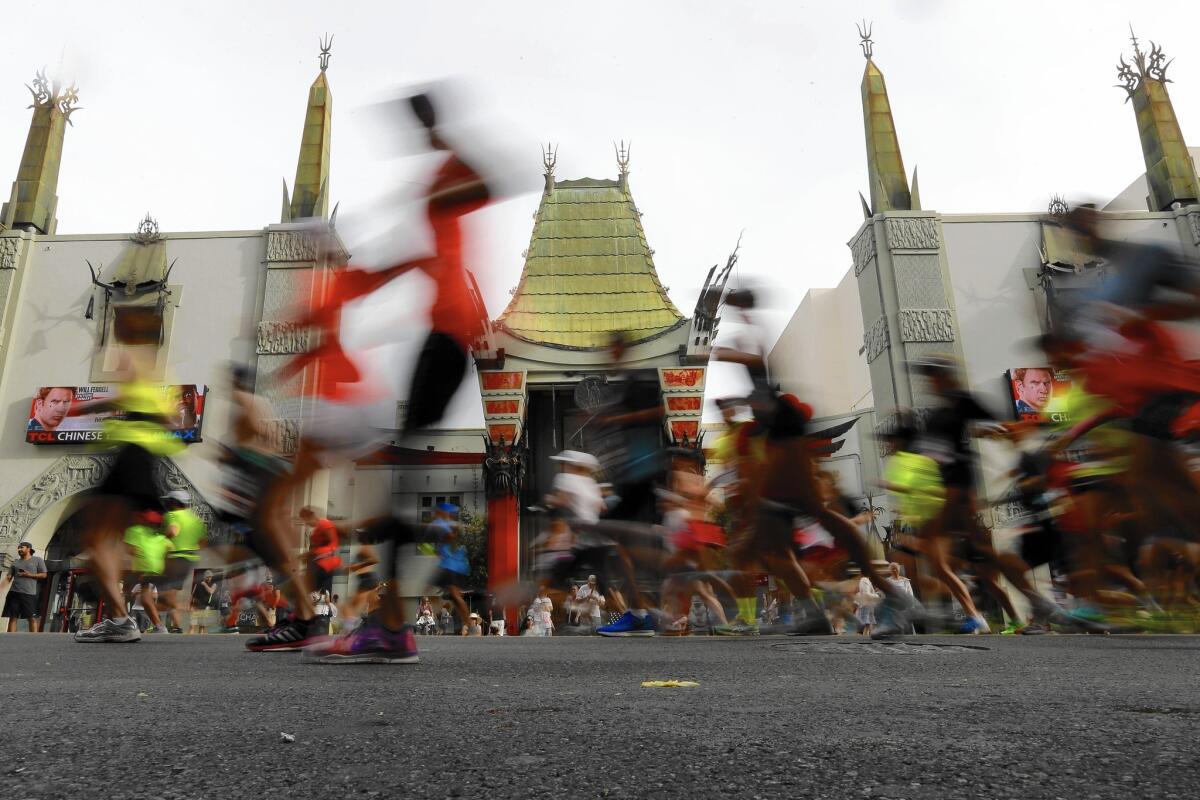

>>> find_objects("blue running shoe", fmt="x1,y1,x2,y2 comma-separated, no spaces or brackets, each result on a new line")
958,616,991,635
597,610,656,637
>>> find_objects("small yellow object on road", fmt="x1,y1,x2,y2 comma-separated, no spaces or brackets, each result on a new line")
640,680,700,688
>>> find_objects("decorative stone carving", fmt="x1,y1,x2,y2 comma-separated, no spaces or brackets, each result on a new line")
0,454,231,550
863,315,890,363
266,418,301,456
1188,212,1200,245
850,225,876,276
884,217,940,251
484,437,528,497
256,321,311,355
0,237,21,270
898,308,955,343
266,231,318,262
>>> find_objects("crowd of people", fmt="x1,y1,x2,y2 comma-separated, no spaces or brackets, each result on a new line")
8,87,1197,661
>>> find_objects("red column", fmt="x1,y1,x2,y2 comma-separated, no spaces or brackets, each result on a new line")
487,493,520,635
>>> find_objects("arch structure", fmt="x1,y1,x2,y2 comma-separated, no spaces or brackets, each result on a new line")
0,453,230,562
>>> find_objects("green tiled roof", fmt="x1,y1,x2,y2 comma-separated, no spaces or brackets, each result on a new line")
498,177,684,349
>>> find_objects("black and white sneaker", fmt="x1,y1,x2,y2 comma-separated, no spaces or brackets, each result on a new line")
74,617,141,643
245,618,321,652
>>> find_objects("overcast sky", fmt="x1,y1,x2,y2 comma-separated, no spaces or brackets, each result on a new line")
4,1,1200,427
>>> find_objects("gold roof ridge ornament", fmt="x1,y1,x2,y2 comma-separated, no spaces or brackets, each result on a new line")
1047,195,1069,217
319,33,333,73
615,140,631,176
26,67,81,124
131,212,161,245
542,142,557,175
856,19,874,60
1116,25,1173,102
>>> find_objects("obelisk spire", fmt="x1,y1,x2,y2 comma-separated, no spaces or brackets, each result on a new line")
282,35,333,222
858,22,913,215
1116,30,1198,211
2,69,79,234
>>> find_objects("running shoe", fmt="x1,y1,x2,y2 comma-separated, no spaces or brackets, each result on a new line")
245,618,321,652
714,619,760,636
958,616,991,635
786,615,835,636
1019,623,1048,635
1000,621,1026,635
153,624,169,635
305,620,419,664
596,611,657,637
74,617,141,643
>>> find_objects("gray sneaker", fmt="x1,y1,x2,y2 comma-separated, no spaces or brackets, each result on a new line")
75,617,142,643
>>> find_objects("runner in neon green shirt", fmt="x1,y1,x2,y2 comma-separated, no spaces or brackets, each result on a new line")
160,489,208,632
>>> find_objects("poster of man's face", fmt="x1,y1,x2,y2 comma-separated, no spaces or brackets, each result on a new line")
1008,368,1070,421
28,387,75,431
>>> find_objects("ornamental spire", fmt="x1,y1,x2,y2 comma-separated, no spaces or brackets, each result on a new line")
1,68,80,233
282,36,333,221
1115,31,1197,211
857,23,913,215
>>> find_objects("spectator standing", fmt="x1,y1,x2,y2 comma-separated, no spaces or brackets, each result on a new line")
2,542,47,632
853,574,882,636
189,570,218,634
129,580,158,632
573,575,606,632
882,562,916,635
438,602,453,636
527,587,554,637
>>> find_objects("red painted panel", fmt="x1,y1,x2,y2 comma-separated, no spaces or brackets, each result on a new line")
661,368,705,388
666,395,702,411
484,399,520,416
669,420,700,441
488,423,518,442
481,372,524,391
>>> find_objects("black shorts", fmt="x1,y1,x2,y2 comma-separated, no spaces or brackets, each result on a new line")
160,556,195,591
309,561,336,594
1019,525,1065,569
2,591,38,619
98,443,162,512
403,332,468,434
354,572,380,593
433,568,468,592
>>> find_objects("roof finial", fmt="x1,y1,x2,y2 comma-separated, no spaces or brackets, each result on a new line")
1129,24,1143,65
319,33,333,72
856,19,874,60
615,140,631,175
542,142,557,175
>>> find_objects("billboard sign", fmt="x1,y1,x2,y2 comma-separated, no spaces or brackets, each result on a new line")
26,385,207,445
1006,368,1071,423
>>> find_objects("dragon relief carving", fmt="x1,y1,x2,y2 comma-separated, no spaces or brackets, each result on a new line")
256,321,311,355
863,315,890,363
850,225,876,276
898,309,955,343
0,237,21,270
884,217,940,251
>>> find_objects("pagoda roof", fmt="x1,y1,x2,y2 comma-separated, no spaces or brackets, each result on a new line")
497,175,684,350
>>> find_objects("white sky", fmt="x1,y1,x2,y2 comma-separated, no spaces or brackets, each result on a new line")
4,1,1200,427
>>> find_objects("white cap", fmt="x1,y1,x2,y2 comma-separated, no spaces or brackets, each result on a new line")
550,450,600,471
162,490,190,505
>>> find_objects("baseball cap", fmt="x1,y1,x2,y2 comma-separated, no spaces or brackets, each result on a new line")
18,541,34,553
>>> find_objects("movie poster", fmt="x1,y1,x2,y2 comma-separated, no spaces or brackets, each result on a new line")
26,385,207,445
1006,368,1071,423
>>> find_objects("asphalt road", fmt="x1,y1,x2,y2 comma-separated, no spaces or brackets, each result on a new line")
0,633,1197,800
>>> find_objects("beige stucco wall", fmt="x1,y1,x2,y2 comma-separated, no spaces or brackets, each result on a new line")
0,230,266,556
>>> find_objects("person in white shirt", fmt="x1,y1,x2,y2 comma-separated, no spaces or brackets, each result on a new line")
129,582,157,632
853,574,883,636
526,586,554,637
572,575,606,631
